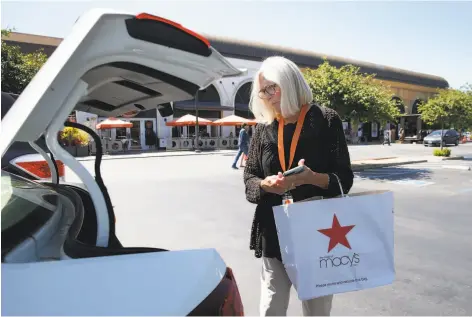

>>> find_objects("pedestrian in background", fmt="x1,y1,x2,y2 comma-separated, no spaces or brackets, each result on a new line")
243,56,353,316
231,123,250,169
383,129,391,146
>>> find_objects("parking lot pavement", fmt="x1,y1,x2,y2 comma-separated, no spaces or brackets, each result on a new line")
67,155,472,316
353,160,472,197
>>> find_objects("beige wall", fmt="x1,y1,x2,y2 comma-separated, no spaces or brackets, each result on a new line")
3,32,442,114
379,79,439,114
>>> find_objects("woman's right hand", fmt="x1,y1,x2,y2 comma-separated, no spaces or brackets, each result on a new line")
260,174,289,195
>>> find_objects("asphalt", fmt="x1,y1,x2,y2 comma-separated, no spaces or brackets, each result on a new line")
65,153,472,316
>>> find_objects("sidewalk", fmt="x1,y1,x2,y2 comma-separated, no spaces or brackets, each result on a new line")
351,157,428,171
77,149,468,171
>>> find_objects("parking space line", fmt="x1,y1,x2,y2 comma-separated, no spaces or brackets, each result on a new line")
387,179,435,187
442,165,471,171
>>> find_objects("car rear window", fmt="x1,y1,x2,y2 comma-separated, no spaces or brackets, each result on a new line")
1,171,58,259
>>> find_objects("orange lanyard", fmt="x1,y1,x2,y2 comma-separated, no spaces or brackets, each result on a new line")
277,104,309,172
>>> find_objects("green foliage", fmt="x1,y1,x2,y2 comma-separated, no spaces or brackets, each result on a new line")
59,127,90,147
433,148,451,157
1,28,48,94
419,87,472,131
460,83,472,130
461,82,472,95
302,60,400,123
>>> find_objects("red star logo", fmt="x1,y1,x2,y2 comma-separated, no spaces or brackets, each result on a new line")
318,214,355,253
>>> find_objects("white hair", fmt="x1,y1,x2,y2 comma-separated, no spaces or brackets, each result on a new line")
249,56,313,124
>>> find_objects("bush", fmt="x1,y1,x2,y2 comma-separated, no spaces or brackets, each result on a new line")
433,148,451,157
59,127,90,146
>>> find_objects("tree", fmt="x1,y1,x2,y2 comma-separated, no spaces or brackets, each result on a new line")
458,83,472,132
302,61,400,131
418,87,472,149
1,29,48,94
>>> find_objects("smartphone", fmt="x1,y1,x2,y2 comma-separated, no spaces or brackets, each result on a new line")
282,165,305,177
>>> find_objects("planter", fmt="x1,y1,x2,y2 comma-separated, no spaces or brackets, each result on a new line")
62,144,89,157
64,146,77,156
76,145,89,157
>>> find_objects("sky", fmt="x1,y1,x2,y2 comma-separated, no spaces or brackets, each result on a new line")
1,1,471,89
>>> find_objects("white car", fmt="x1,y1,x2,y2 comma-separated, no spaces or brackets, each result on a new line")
1,9,245,316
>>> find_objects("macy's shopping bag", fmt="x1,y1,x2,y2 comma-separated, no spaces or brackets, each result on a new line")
273,189,395,300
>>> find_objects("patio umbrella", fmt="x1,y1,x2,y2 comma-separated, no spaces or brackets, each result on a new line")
165,114,213,126
212,114,255,126
96,117,133,129
247,119,259,125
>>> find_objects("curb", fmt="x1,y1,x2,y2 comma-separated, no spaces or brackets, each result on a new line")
427,156,466,162
351,157,398,164
442,156,465,161
351,159,428,172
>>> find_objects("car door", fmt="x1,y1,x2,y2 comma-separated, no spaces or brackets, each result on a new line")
446,130,456,144
443,130,450,144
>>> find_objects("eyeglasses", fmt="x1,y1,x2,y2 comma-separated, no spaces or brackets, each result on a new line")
258,84,278,99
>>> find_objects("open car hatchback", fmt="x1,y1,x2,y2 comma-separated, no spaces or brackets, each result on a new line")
1,9,244,316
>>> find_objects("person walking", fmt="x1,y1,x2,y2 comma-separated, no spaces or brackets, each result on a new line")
383,129,391,146
357,127,363,144
243,56,354,316
231,123,250,169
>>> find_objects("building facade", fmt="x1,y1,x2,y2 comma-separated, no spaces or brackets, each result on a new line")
3,32,449,146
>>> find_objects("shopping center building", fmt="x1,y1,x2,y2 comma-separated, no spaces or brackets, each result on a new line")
3,31,449,150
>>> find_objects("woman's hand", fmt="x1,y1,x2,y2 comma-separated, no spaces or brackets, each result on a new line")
284,159,330,189
260,174,291,195
260,159,330,195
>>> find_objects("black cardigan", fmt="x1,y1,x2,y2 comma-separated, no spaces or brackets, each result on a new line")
243,104,354,261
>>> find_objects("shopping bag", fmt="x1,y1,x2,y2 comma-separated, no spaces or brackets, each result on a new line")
273,183,395,300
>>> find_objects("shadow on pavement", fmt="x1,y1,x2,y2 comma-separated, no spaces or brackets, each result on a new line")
355,167,433,181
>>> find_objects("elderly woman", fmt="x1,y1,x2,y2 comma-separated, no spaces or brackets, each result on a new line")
243,56,354,316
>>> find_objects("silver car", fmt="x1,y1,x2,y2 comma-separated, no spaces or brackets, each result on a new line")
423,129,460,147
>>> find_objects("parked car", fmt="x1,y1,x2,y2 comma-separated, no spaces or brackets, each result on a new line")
1,9,244,316
423,129,460,147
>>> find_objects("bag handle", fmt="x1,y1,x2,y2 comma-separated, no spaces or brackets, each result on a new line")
331,173,346,198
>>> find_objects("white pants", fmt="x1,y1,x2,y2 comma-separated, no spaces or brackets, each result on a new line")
260,257,333,316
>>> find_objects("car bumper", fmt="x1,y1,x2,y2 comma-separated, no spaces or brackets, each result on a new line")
423,140,441,146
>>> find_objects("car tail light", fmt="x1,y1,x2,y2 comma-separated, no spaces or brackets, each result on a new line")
220,268,244,316
188,267,244,316
12,158,65,180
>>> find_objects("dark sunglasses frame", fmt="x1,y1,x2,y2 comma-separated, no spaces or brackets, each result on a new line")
258,84,278,99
